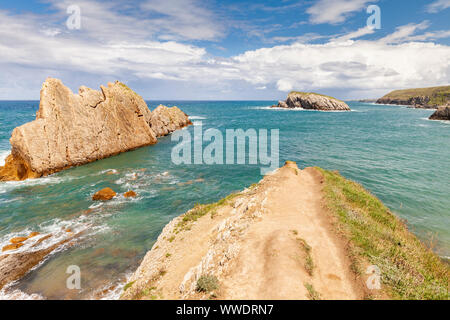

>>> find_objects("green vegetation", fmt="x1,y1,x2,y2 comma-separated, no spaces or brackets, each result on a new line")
316,168,449,300
175,192,240,232
304,283,321,300
380,85,450,105
297,237,314,276
289,91,344,103
196,275,219,293
123,281,135,291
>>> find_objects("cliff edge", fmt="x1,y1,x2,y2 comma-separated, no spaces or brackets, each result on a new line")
121,162,448,300
0,78,191,181
376,85,450,109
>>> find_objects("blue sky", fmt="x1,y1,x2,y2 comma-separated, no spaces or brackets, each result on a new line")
0,0,449,100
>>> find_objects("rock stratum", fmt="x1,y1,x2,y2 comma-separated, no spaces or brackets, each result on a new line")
272,91,350,111
121,162,449,300
429,104,450,121
376,85,450,109
0,78,191,181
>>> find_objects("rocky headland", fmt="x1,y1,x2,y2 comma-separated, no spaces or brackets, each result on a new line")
0,78,191,181
376,85,450,109
121,161,448,300
272,91,350,111
429,104,450,121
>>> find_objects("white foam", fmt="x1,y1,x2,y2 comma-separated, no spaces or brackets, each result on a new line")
0,284,45,300
0,150,10,166
189,116,206,120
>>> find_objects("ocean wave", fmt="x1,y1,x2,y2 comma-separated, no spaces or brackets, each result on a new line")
0,214,109,257
0,150,10,166
0,284,45,300
189,115,206,120
0,174,75,195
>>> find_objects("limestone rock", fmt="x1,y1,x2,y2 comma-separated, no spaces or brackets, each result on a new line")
149,105,192,137
273,92,350,111
92,187,117,201
2,243,24,252
429,104,450,121
0,79,192,182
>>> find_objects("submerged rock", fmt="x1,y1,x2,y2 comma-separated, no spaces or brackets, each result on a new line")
92,188,117,201
0,231,83,290
429,104,450,121
2,243,24,252
273,91,350,111
0,78,191,182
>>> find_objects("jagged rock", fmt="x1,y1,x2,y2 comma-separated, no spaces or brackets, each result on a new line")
376,86,450,108
124,190,137,198
92,187,117,201
429,104,450,120
28,232,40,238
0,78,191,182
149,105,192,137
273,92,350,111
0,231,83,290
2,243,24,252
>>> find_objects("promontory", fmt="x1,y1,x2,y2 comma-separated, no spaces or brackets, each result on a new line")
272,91,350,111
121,161,448,300
0,78,191,181
376,85,450,109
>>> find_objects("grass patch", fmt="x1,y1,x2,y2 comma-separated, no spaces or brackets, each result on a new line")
380,86,450,106
196,275,219,293
304,283,321,300
316,167,449,300
175,192,240,232
123,281,135,291
289,91,344,103
297,237,314,276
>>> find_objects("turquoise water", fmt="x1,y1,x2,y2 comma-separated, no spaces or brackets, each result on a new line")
0,101,449,299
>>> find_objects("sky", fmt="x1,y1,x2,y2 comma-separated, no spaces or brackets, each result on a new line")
0,0,449,100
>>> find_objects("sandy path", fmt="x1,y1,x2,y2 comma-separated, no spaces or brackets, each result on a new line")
222,165,361,299
123,162,363,300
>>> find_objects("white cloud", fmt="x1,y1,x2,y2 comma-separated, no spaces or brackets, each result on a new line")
0,4,449,100
426,0,450,13
307,0,377,24
331,26,375,42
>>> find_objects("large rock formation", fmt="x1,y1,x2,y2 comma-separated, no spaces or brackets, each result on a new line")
429,104,450,121
376,86,450,109
273,91,350,111
0,78,191,181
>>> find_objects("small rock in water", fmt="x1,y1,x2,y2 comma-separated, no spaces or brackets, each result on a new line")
106,170,118,175
10,237,28,244
124,190,137,198
162,171,169,176
93,188,117,201
27,232,40,239
2,243,24,252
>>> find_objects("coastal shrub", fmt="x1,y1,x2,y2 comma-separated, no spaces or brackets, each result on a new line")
196,275,219,293
317,167,449,300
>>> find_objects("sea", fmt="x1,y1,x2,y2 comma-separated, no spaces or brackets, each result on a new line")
0,100,448,299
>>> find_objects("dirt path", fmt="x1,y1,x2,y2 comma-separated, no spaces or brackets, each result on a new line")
222,164,361,299
123,162,364,300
